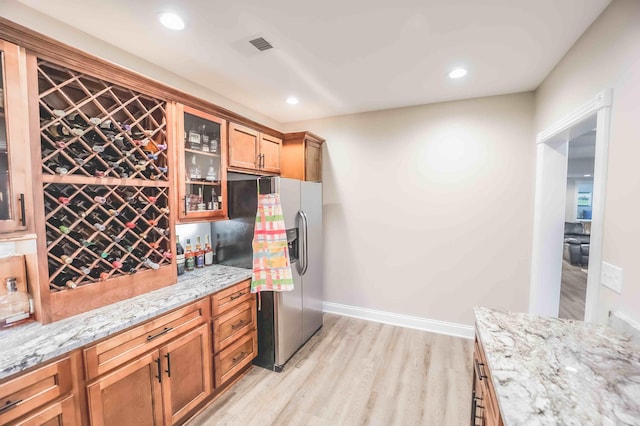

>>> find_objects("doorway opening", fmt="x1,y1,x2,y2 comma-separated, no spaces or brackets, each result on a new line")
529,90,611,322
560,126,596,320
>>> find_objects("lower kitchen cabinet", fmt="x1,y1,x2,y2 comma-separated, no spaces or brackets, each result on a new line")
471,336,503,426
159,324,212,424
87,323,211,426
0,352,82,426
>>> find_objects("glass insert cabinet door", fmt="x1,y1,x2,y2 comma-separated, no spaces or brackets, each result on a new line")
0,40,29,233
177,105,227,221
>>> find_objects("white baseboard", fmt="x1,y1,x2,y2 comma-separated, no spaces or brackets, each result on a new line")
322,301,474,339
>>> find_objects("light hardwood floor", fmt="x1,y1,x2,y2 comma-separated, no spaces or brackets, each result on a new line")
559,259,588,320
187,314,474,426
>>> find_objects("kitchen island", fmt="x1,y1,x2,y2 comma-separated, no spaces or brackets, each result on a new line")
474,307,640,425
0,264,251,381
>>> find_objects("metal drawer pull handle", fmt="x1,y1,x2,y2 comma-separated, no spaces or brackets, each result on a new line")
18,194,26,226
475,358,488,381
155,358,162,383
147,327,173,341
231,320,246,330
230,292,245,301
0,399,22,414
232,351,247,364
165,353,171,377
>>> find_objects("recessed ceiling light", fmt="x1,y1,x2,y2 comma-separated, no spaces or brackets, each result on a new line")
448,68,468,79
286,97,299,105
158,12,185,30
584,174,592,177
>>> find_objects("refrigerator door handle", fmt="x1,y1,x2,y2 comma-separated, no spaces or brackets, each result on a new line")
299,210,309,276
295,211,304,275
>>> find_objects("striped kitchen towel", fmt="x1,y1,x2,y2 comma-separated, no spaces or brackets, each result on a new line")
251,192,294,293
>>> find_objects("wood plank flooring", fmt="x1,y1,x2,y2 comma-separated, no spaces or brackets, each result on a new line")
559,259,588,320
187,314,474,426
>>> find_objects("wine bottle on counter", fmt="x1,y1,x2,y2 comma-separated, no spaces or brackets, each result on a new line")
184,239,195,272
195,237,204,269
176,235,185,276
204,234,213,266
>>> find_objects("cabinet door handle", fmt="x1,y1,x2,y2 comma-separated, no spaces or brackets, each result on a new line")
155,358,162,383
165,353,171,377
471,393,485,425
261,153,265,168
231,319,246,330
232,351,246,364
0,399,22,414
256,153,261,168
230,291,245,301
147,327,173,341
18,193,26,226
475,358,488,381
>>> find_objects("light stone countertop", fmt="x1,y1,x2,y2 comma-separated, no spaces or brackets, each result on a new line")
474,307,640,426
0,265,251,381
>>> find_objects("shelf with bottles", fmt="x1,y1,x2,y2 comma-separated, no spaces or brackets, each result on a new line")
43,182,172,291
176,105,228,222
37,60,168,182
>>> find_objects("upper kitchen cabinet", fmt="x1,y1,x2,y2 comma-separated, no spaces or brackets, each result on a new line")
0,39,32,235
282,131,324,182
175,104,228,222
228,122,281,174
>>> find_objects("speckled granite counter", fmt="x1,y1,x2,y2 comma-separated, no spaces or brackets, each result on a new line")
0,265,251,381
474,307,640,426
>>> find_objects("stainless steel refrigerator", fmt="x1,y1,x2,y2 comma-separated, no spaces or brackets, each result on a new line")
212,174,323,371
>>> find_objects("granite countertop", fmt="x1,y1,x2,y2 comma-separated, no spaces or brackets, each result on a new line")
474,307,640,426
0,265,251,381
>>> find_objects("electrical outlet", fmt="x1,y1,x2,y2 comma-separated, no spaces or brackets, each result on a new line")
601,262,623,294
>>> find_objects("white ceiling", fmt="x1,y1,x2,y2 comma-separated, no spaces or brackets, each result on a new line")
17,0,610,124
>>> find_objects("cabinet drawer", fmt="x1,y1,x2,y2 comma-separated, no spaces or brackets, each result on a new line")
474,337,502,426
211,280,252,317
8,394,77,426
213,298,257,353
214,331,257,387
84,298,210,380
0,356,73,425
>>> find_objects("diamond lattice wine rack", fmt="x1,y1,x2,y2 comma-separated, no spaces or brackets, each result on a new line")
34,59,176,320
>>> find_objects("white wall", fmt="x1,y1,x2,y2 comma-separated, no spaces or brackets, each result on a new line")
0,0,282,131
285,93,535,326
535,0,640,324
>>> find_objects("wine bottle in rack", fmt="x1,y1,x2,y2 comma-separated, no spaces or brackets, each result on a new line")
88,265,109,281
107,251,123,269
83,159,107,177
49,243,75,265
85,187,109,204
142,257,161,270
120,259,137,274
72,252,94,275
184,239,195,271
48,185,75,204
49,213,73,234
65,145,90,166
39,103,66,121
45,155,72,175
44,124,73,141
67,112,102,128
51,272,78,289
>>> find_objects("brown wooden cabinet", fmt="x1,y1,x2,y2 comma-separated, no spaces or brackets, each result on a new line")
281,132,324,182
0,39,32,235
174,104,228,222
471,336,503,426
0,352,82,426
228,122,281,174
211,279,257,388
86,300,212,425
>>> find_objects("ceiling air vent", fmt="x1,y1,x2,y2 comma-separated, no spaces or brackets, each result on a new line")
249,37,273,52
